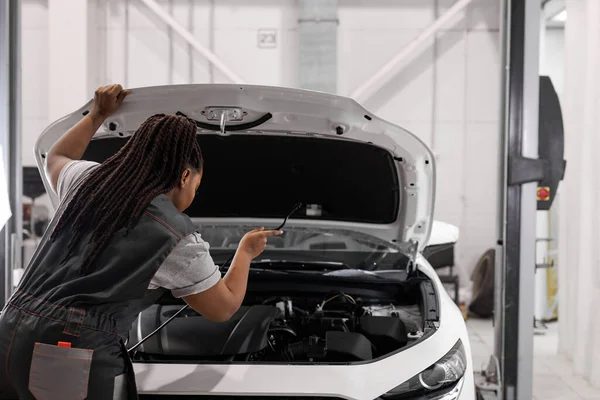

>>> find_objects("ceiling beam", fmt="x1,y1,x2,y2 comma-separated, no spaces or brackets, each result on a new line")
349,0,474,104
139,0,245,84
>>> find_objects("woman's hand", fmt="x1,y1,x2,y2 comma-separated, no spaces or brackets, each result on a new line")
184,227,283,322
46,83,131,193
90,84,131,120
238,227,283,259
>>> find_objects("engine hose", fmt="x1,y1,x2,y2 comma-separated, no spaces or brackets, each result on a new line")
269,327,297,337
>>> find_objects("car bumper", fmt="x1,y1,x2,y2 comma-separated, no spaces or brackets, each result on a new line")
134,262,474,400
134,312,474,399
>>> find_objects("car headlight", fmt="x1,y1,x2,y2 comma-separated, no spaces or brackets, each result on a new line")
382,340,467,399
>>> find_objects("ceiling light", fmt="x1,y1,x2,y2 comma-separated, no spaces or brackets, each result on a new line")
552,10,566,22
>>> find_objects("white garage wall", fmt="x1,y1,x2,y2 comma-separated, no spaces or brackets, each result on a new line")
337,0,501,285
542,27,565,99
21,0,50,169
100,0,299,88
20,0,502,288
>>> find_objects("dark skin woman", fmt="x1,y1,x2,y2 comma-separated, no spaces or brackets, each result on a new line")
0,84,282,399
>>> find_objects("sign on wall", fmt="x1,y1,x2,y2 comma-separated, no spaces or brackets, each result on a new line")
257,29,278,49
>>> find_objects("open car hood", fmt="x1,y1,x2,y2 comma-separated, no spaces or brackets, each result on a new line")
35,84,435,255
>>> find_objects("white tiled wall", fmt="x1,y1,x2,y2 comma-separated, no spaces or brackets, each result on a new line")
20,0,502,286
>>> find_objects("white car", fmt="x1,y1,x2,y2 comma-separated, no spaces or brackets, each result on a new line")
36,84,475,400
425,220,460,269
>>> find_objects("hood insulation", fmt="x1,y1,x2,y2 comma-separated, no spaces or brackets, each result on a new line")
82,134,400,224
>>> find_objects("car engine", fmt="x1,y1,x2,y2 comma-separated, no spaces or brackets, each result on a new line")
129,293,423,363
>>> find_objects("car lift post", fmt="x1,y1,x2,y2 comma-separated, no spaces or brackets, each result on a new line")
476,0,542,399
0,0,22,309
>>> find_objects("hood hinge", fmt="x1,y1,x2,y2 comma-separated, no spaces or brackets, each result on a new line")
406,239,419,273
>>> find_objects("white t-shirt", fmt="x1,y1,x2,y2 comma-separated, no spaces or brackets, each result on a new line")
56,160,221,298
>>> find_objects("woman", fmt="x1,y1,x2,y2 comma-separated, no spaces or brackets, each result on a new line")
0,84,282,399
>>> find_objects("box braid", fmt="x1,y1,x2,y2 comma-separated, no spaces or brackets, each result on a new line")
51,114,203,275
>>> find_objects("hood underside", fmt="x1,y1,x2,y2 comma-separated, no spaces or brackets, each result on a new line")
35,84,436,252
83,135,399,224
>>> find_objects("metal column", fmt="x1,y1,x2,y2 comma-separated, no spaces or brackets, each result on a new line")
0,0,22,308
476,0,542,399
494,0,542,398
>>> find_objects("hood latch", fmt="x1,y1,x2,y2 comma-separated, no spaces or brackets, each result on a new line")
204,107,244,135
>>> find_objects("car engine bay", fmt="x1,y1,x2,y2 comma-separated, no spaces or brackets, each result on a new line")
129,279,437,364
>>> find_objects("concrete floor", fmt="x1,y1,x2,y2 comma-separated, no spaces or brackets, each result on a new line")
467,318,600,400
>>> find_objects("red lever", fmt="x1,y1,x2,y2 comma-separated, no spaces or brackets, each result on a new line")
57,341,72,348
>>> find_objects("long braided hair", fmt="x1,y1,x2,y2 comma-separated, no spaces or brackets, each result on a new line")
51,114,203,275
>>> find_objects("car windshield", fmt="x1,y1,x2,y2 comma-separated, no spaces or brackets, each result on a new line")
196,225,411,271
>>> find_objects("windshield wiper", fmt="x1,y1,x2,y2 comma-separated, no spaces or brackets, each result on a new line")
251,260,351,270
248,267,291,274
218,260,351,272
